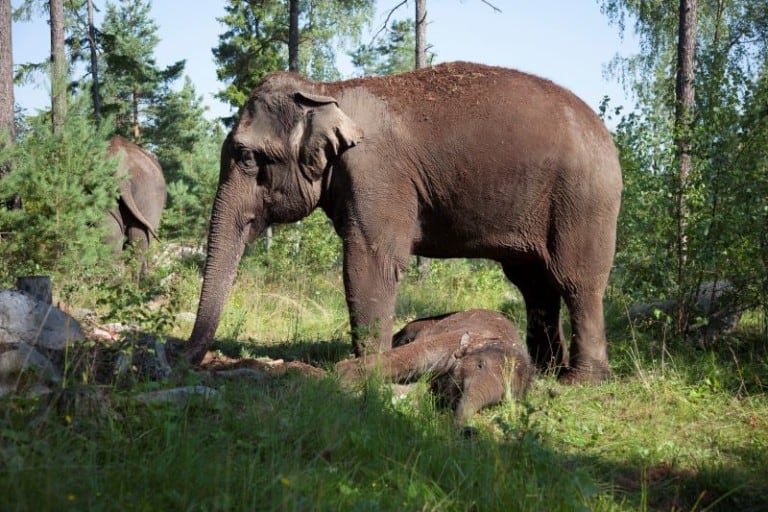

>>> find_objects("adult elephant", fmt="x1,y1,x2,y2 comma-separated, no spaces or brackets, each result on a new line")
104,135,167,277
186,62,622,384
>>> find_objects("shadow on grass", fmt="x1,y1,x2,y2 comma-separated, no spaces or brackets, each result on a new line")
200,331,768,511
1,367,600,511
211,335,353,367
567,449,768,511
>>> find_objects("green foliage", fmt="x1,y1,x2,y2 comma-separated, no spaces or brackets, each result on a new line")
600,0,768,328
143,76,212,177
213,0,374,112
0,375,612,511
100,0,185,139
248,210,342,276
97,279,178,338
161,126,223,242
0,97,119,284
350,18,433,77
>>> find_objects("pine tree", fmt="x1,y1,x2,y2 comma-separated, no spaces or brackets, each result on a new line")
213,0,374,112
1,0,15,175
100,0,184,142
144,76,210,179
351,19,418,77
50,0,66,133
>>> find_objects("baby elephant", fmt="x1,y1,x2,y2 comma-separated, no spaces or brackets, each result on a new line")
335,309,535,426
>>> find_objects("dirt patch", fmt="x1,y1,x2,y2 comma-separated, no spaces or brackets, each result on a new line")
198,350,327,379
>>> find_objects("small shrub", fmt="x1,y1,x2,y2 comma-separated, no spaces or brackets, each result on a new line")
0,99,120,285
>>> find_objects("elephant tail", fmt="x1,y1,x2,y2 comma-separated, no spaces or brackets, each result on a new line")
121,193,161,241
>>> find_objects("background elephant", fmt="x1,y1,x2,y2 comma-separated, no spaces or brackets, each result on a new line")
103,135,167,277
186,62,622,384
335,309,535,426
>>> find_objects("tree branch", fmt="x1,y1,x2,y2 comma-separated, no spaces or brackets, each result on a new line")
480,0,502,13
368,0,408,46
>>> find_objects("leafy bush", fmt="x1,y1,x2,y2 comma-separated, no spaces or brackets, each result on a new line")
0,99,120,285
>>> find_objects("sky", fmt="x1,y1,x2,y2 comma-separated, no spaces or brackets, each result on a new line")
10,0,640,123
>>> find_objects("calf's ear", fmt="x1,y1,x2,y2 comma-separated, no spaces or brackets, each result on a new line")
453,332,471,359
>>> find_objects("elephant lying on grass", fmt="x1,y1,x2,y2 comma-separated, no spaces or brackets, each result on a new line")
186,61,622,384
335,310,535,426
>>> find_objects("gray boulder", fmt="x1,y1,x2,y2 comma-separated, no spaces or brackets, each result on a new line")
0,290,85,349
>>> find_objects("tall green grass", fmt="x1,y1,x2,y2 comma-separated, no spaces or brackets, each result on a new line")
1,255,767,511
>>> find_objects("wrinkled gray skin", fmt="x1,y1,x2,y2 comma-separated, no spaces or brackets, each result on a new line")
335,309,535,426
103,136,167,276
187,62,622,383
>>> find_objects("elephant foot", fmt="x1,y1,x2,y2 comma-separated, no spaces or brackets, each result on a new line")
557,362,612,385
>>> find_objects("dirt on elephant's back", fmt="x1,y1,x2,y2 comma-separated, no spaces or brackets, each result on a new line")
327,61,587,122
336,62,562,103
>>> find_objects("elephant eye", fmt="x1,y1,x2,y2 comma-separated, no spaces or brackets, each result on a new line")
476,360,487,370
236,147,257,172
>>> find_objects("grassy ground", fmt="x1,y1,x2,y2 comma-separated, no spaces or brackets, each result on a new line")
1,254,766,511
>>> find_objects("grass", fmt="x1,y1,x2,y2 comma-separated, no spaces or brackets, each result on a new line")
1,254,767,511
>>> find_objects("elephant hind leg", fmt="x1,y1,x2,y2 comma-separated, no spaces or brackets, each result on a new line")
126,224,151,278
502,262,568,374
558,285,612,384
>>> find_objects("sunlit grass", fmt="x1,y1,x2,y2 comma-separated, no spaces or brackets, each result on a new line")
2,250,767,511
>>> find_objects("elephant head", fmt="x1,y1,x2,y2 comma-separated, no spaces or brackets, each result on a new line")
444,333,535,427
187,76,363,363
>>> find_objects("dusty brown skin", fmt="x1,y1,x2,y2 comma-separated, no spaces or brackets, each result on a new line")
335,309,535,426
186,62,622,383
104,136,167,276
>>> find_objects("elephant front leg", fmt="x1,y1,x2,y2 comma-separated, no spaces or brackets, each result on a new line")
342,234,406,356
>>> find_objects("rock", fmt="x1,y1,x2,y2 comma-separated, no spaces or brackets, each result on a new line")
210,368,270,382
0,343,61,384
0,290,85,349
134,385,221,406
175,312,197,323
114,334,172,384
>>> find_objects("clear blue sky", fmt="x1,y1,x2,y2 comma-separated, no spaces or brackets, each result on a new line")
10,1,639,123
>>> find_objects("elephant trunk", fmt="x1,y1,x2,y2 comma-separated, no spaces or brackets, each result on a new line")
454,383,504,427
187,190,253,364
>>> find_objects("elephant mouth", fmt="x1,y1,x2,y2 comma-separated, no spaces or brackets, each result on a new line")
244,216,268,244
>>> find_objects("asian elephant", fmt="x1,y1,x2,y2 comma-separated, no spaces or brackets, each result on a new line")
104,135,167,277
186,61,622,384
335,309,535,426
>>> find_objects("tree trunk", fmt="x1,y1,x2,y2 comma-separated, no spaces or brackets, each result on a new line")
414,0,430,278
87,0,100,122
415,0,427,69
132,90,140,141
288,0,299,73
0,0,15,176
674,0,697,330
50,0,67,134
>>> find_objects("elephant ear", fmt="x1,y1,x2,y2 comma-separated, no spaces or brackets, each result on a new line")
453,332,472,359
294,91,363,180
